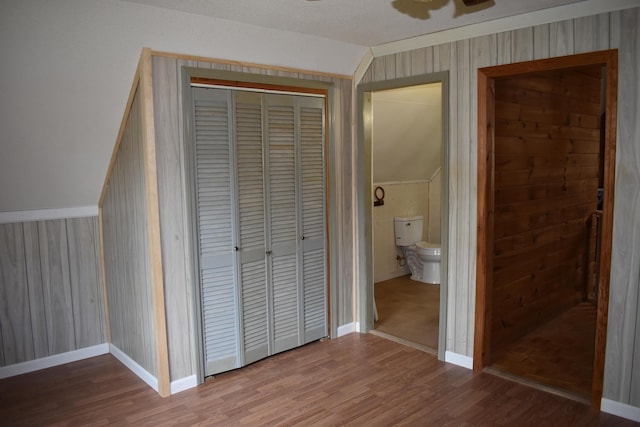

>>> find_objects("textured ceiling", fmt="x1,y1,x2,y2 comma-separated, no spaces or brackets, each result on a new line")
119,0,585,46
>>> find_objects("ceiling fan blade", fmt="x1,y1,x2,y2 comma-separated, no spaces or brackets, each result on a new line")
462,0,491,5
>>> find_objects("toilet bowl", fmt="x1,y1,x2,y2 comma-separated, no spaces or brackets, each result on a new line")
394,216,441,284
415,241,441,284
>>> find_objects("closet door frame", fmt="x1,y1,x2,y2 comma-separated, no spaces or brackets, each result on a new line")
182,68,334,384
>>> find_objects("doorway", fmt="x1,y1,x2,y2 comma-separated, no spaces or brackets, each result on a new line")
357,73,449,360
474,51,618,407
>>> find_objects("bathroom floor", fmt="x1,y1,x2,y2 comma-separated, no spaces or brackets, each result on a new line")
374,275,439,349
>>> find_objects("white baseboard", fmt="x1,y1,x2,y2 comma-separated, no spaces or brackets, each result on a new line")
337,322,357,337
109,344,158,392
355,322,361,332
0,343,109,379
0,205,99,224
444,351,473,369
601,398,640,422
171,375,197,394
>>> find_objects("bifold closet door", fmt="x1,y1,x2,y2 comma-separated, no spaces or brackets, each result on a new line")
234,91,269,365
265,95,301,354
192,88,240,376
193,87,328,376
297,96,327,343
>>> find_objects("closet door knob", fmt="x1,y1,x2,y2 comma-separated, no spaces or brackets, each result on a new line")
301,236,305,240
266,250,272,255
234,246,239,251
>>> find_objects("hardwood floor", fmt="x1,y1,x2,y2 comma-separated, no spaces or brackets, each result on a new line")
490,302,597,400
374,275,439,349
1,333,635,426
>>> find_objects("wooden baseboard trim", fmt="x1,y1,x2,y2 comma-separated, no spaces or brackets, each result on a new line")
0,344,109,379
601,398,640,422
109,344,158,392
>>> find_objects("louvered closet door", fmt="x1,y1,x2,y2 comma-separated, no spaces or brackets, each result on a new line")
234,91,269,365
265,94,300,354
297,96,327,343
192,87,240,376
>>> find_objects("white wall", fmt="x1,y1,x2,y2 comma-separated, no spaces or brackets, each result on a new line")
0,0,366,212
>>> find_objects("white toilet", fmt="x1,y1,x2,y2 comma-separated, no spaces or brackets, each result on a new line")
394,216,441,284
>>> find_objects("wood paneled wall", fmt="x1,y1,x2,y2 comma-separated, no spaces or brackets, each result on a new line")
101,88,158,376
491,68,602,352
0,217,104,366
150,53,354,381
360,7,640,407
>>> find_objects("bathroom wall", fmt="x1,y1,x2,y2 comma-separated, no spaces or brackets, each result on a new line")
371,84,442,283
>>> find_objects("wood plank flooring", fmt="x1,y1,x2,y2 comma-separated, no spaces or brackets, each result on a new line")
490,302,597,399
374,275,439,349
1,333,636,426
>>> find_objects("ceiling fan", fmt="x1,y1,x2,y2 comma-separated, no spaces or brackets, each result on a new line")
392,0,495,20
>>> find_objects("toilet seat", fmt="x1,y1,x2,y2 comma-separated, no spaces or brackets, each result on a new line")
416,241,441,256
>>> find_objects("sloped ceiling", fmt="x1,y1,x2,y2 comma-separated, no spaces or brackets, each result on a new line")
0,0,593,213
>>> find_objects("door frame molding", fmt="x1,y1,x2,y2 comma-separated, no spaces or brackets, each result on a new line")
473,50,618,407
356,72,450,361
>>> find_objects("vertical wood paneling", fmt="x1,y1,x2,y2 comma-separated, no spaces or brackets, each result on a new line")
102,87,157,376
38,220,75,355
497,32,512,65
152,56,194,380
396,51,412,78
338,78,354,327
512,27,534,63
574,15,599,54
360,10,640,410
604,7,640,407
66,217,104,349
550,20,575,57
0,216,104,368
445,40,458,352
533,24,550,59
0,223,34,364
22,222,47,359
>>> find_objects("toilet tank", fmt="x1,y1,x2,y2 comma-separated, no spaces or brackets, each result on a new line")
394,216,424,246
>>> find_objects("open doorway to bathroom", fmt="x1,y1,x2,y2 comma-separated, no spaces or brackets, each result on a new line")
357,73,449,359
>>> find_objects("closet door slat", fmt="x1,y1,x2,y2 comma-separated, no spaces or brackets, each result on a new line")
193,87,239,375
234,91,269,365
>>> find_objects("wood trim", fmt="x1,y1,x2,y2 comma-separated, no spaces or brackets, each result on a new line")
139,47,171,397
151,50,352,81
473,70,493,370
190,77,328,96
474,49,617,407
97,208,111,344
99,64,142,207
591,49,617,408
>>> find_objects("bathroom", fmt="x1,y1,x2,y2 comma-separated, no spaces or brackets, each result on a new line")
371,82,443,352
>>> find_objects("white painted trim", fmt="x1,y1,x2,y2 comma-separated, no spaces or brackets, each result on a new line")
355,322,361,333
170,375,198,394
601,398,640,422
444,351,473,369
109,344,158,392
337,322,357,337
371,0,640,57
0,205,99,224
354,48,374,84
0,343,109,379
